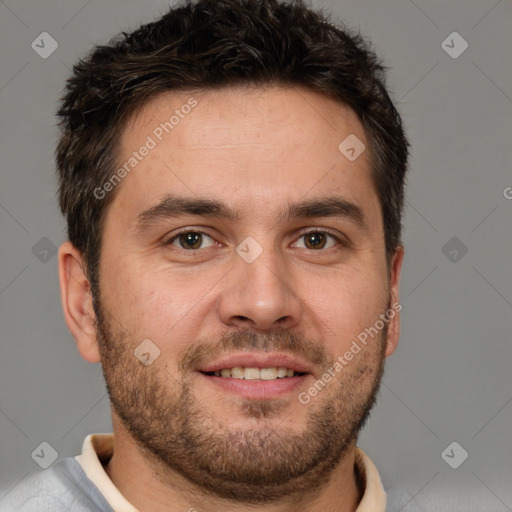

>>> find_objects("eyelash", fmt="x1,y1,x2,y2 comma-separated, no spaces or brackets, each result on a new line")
164,228,346,251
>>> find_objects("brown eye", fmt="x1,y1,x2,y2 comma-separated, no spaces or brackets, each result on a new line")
292,231,339,250
304,232,327,249
168,231,215,250
180,232,202,249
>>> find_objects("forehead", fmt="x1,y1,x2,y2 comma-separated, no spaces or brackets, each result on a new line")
125,85,366,156
110,85,379,229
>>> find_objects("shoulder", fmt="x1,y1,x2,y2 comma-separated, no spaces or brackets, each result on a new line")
0,458,113,512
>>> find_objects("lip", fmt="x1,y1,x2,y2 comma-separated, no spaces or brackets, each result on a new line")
196,351,313,374
198,372,309,400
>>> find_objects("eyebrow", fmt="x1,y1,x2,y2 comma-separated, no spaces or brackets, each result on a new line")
134,194,368,233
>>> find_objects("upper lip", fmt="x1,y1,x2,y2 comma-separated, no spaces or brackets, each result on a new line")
197,352,313,374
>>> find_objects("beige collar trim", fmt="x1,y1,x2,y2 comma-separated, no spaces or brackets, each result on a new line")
75,433,139,512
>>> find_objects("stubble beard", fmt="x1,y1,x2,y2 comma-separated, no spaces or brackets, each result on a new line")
95,299,388,504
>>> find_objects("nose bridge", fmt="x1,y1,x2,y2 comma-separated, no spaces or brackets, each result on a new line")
218,237,302,330
244,246,287,299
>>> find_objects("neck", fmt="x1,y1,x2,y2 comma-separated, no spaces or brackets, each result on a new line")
104,419,364,512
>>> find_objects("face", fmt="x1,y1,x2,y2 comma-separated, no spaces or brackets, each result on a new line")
89,86,403,502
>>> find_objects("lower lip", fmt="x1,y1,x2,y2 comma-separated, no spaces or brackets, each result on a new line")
198,372,309,399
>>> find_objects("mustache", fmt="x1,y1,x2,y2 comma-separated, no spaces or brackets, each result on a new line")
179,328,332,373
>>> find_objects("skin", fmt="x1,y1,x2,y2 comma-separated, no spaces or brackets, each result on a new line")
58,85,404,512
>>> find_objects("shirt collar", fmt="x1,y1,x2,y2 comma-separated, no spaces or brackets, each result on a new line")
75,433,386,512
75,433,138,512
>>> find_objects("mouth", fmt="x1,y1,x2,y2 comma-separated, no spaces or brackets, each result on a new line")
197,353,312,399
201,366,306,380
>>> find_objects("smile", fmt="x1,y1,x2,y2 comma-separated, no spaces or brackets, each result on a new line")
202,366,305,380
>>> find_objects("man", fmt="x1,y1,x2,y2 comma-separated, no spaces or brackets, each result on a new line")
2,0,411,510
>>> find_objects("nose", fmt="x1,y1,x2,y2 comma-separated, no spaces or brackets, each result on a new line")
217,246,303,332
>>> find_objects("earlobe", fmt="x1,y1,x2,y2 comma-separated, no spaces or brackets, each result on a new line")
58,241,101,363
385,245,405,358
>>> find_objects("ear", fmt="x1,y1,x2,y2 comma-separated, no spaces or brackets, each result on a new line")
58,241,101,363
384,245,405,358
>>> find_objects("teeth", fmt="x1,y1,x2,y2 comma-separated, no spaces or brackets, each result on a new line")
244,367,260,380
231,366,244,379
260,367,277,380
277,367,288,378
212,366,298,380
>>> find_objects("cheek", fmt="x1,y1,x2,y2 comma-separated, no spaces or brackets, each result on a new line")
98,254,166,337
101,259,219,349
302,265,388,351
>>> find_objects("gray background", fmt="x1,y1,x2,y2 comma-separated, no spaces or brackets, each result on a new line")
1,0,511,510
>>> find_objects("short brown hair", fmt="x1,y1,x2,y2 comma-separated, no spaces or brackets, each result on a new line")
56,0,408,293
